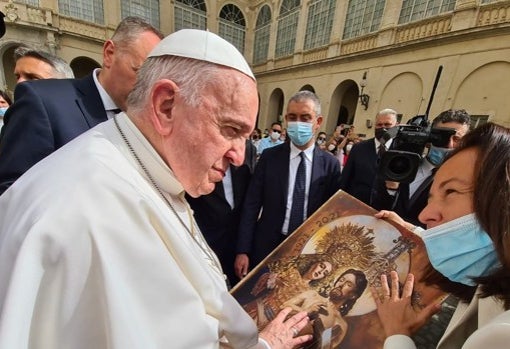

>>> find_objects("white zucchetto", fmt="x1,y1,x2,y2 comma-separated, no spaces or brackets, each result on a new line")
148,29,255,81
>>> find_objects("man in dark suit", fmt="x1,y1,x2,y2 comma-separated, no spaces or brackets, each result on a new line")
13,46,74,83
372,109,471,226
0,17,163,195
339,108,398,205
187,140,255,287
235,91,341,277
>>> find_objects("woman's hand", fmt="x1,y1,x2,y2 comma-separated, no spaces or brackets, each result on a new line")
371,271,441,337
259,307,312,349
375,210,417,232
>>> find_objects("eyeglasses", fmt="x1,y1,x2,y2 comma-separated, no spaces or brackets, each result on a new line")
318,137,326,141
272,129,281,134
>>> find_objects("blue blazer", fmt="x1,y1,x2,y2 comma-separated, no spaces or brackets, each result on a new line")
0,74,107,194
339,137,379,205
236,142,341,266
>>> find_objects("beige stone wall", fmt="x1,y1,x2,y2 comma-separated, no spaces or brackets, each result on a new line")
0,0,508,135
252,0,510,136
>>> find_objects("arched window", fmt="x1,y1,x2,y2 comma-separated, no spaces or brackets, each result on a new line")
304,0,336,50
121,0,160,28
343,0,385,39
219,4,246,53
399,0,455,24
59,0,104,24
174,0,207,31
275,0,300,58
253,5,272,64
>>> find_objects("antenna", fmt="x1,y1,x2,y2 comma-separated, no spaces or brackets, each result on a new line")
424,65,443,120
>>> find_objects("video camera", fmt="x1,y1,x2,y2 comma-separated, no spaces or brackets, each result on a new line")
378,116,456,183
377,66,457,184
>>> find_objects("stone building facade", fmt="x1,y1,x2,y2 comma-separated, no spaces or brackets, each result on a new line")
1,0,509,136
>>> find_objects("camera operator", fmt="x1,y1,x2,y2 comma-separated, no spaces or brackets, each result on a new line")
373,109,471,227
340,108,398,205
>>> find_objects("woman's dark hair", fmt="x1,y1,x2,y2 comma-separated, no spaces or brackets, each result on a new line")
0,90,12,106
424,122,510,309
336,268,367,316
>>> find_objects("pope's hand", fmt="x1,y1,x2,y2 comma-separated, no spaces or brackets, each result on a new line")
259,307,312,349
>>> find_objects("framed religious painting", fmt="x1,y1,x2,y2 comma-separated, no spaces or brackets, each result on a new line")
231,190,446,349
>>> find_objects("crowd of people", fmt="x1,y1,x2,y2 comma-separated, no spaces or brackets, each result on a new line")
0,14,509,349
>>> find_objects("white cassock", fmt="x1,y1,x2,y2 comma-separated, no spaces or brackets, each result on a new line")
0,114,263,349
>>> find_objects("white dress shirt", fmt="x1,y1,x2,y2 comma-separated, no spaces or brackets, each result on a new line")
282,142,314,234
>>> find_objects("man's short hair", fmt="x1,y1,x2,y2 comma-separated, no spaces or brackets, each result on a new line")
288,90,321,116
14,46,74,79
111,16,164,49
432,109,471,127
271,121,282,128
376,108,397,119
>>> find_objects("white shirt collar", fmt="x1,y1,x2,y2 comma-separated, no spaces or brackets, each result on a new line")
290,141,315,162
374,137,393,151
92,68,119,112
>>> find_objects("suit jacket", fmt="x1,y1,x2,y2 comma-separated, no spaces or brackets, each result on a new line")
236,143,341,266
437,293,508,349
339,138,379,205
186,164,251,286
372,172,434,227
0,74,107,194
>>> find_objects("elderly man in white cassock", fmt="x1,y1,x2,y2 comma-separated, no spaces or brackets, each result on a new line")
0,30,312,349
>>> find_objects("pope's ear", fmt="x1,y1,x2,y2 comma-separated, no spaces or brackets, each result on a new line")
150,79,178,136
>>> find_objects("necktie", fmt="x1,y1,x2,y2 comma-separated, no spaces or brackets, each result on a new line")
288,152,306,234
378,143,386,158
110,108,122,114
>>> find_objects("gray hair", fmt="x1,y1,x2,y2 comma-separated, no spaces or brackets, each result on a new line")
111,16,164,49
14,46,74,79
288,90,322,116
376,108,398,120
127,55,223,114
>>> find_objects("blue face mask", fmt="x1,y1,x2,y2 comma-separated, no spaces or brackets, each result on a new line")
0,107,8,117
287,121,314,146
427,145,452,166
420,213,500,286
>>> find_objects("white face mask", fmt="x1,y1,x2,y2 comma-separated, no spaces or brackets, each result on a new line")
327,144,336,151
270,131,281,140
346,144,353,152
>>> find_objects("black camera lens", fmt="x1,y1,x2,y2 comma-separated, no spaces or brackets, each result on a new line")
387,156,412,181
379,150,422,183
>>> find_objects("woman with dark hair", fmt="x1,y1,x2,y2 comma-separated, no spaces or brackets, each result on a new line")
374,122,510,349
0,89,12,131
